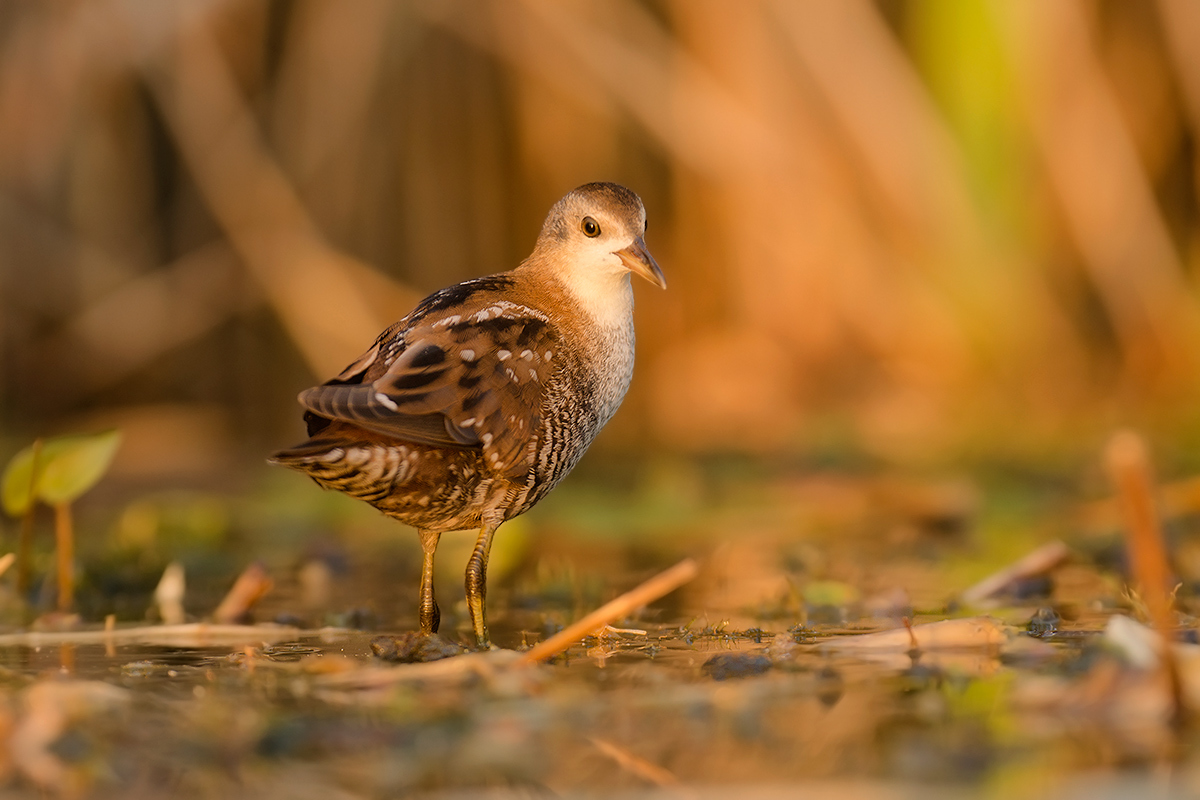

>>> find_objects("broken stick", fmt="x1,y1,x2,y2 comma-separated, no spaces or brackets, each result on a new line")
515,558,699,665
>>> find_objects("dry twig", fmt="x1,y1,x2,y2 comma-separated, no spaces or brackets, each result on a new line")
213,562,273,624
960,540,1071,605
0,623,306,649
1104,430,1184,722
515,558,699,665
821,617,1008,652
589,736,685,790
154,561,186,625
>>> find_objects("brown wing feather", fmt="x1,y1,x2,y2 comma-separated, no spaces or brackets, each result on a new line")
297,385,467,447
300,304,559,479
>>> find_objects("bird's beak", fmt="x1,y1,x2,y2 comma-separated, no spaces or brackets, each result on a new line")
615,236,667,289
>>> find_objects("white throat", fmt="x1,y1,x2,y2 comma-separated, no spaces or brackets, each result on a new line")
560,263,635,329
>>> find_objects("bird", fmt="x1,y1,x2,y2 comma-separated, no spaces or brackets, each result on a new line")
271,182,665,648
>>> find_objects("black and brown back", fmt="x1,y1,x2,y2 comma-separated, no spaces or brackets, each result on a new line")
272,181,658,536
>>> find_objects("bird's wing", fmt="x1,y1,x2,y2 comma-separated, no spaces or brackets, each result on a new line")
299,301,558,479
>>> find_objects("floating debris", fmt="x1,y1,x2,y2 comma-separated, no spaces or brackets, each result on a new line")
1027,607,1060,637
369,632,463,663
701,652,772,681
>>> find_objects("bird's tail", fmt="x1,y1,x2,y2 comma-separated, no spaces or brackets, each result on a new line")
268,438,343,468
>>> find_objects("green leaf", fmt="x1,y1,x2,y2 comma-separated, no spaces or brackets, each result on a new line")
36,430,122,505
803,580,861,609
1,441,42,516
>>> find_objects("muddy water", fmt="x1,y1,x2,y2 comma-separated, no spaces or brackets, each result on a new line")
0,470,1197,798
0,605,1183,799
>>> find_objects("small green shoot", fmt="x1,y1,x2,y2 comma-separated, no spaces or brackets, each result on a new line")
1,430,122,613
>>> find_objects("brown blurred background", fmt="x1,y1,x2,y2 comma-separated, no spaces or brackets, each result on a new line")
3,0,1200,486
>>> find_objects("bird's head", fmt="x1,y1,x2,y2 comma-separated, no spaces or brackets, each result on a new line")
535,182,666,293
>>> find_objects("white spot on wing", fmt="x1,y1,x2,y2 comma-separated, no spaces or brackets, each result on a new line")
498,350,511,361
433,315,462,328
374,392,399,411
520,350,534,360
468,301,550,325
461,417,476,427
460,349,477,362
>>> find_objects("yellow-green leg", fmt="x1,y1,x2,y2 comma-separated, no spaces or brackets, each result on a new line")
465,521,499,648
417,528,441,634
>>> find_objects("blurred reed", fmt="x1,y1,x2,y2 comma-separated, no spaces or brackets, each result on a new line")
1,0,1198,474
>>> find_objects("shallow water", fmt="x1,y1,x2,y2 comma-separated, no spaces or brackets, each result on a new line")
2,468,1199,798
0,607,1178,799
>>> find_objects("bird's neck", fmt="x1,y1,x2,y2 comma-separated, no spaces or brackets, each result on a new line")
521,257,634,331
564,271,634,330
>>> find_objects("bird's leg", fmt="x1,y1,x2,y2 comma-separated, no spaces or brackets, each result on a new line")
465,520,499,648
417,528,441,634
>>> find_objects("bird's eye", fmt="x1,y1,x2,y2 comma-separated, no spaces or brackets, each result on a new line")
581,216,601,238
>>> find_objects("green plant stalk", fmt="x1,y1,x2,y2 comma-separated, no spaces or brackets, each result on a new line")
16,439,42,602
16,508,33,601
55,502,73,613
